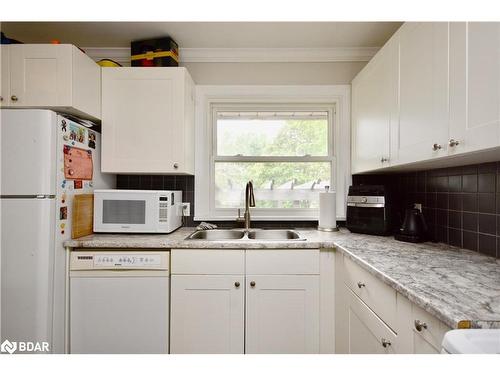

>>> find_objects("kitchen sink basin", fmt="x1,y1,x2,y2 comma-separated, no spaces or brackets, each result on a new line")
247,229,304,240
185,229,305,241
186,229,245,240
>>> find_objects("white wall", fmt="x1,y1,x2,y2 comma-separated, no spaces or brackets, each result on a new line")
181,62,366,85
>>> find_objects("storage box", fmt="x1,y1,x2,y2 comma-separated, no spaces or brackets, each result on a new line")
131,37,179,67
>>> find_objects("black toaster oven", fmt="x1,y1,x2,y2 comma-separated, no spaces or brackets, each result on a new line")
346,185,391,235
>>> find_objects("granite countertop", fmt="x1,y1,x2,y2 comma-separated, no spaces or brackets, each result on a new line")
64,227,500,330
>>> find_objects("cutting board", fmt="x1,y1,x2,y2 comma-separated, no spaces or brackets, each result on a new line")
72,194,94,239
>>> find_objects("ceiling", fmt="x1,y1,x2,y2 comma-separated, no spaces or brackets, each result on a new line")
1,22,402,48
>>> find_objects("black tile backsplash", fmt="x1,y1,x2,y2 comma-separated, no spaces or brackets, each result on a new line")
116,175,319,229
352,161,500,258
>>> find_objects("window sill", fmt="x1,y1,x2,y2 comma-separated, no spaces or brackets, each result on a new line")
194,216,346,222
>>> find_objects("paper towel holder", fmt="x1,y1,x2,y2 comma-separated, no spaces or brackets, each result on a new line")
318,185,339,232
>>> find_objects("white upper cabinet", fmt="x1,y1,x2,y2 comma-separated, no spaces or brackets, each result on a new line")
1,44,101,120
351,35,398,173
352,22,500,173
101,67,195,174
1,46,9,106
449,22,500,154
395,22,450,164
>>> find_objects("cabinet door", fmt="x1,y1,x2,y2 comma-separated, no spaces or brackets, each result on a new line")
351,36,398,173
345,287,397,354
101,68,186,174
245,275,319,354
396,22,449,164
449,22,500,154
170,275,244,354
9,44,72,107
1,45,9,107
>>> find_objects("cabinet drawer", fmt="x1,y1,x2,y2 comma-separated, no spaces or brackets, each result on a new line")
171,249,244,274
246,249,320,275
346,287,398,354
411,304,450,351
343,255,397,329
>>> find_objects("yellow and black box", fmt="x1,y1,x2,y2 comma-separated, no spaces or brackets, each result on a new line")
131,37,179,67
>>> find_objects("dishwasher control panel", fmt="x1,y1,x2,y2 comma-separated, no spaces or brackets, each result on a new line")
70,251,169,271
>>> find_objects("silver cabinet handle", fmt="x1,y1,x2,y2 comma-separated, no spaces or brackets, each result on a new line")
173,163,179,169
250,281,256,287
449,139,460,147
414,320,428,332
234,281,240,288
381,338,391,348
432,143,442,151
380,157,389,163
357,282,365,288
11,95,18,102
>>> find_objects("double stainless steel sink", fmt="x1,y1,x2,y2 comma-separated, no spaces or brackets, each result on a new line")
186,229,305,241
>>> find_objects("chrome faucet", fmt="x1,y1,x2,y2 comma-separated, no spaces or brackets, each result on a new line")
243,181,255,231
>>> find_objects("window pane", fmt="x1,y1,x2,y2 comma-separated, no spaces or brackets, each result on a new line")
216,111,328,156
214,162,331,209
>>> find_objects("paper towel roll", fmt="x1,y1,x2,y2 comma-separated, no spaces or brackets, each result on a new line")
318,189,338,231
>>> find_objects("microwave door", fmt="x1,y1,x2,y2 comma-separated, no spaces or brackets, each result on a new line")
95,194,159,232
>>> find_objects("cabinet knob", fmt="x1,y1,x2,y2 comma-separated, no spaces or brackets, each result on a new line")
0,96,3,102
381,338,391,348
234,281,240,288
357,281,365,289
380,157,389,163
449,139,460,147
432,143,442,151
250,281,256,287
11,95,18,102
414,320,428,332
173,163,179,169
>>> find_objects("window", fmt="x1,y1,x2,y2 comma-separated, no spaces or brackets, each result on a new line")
195,85,351,221
214,110,333,211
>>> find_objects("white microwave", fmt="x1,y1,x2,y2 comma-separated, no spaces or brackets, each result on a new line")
93,190,183,233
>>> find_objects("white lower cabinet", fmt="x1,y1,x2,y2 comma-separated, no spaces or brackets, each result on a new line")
169,249,321,354
335,251,450,354
245,275,320,354
170,275,244,354
345,287,397,354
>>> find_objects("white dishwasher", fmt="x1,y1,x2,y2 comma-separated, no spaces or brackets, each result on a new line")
69,250,170,354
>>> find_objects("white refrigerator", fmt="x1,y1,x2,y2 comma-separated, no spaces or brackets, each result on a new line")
0,109,114,353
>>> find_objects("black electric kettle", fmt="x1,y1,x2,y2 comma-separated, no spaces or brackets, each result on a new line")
395,207,428,243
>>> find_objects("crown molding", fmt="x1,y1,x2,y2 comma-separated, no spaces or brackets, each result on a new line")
83,46,378,64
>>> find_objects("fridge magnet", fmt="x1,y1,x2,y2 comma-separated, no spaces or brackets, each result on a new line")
61,119,67,132
88,131,96,149
69,124,85,144
59,206,67,220
64,146,93,180
74,180,83,189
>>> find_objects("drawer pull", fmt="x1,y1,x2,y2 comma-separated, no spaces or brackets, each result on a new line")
414,320,428,332
250,281,256,287
357,282,365,288
381,338,391,348
234,281,240,288
11,95,18,102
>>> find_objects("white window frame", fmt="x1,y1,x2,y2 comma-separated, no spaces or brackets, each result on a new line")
195,85,351,221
